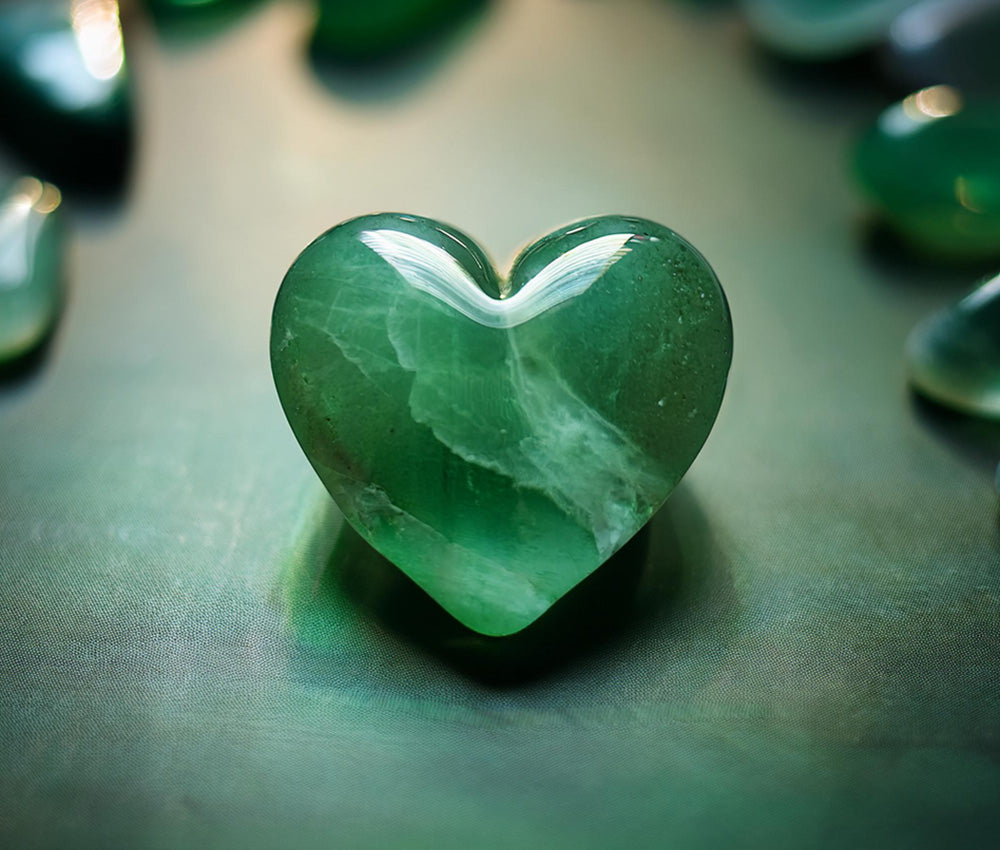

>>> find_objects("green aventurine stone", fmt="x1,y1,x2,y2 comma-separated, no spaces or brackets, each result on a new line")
907,272,1000,417
854,88,1000,259
742,0,919,58
271,214,733,636
0,178,64,364
0,0,131,189
312,0,482,62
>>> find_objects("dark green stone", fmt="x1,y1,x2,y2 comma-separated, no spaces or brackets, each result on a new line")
271,214,733,635
0,177,64,364
743,0,920,57
142,0,258,29
907,272,1000,417
312,0,483,62
0,1,132,191
854,88,1000,259
144,0,249,16
885,0,1000,95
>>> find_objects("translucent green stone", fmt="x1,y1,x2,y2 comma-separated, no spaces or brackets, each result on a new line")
854,88,1000,259
0,177,64,364
0,1,131,189
312,0,482,62
907,272,1000,417
271,214,733,636
743,0,920,57
886,0,1000,95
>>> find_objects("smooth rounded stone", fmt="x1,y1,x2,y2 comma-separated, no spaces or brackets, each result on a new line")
885,0,1000,94
742,0,921,58
907,272,1000,417
312,0,483,62
854,86,1000,259
0,0,132,190
271,214,733,636
0,177,64,364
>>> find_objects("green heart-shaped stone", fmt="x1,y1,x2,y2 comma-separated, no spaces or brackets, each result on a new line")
271,214,733,636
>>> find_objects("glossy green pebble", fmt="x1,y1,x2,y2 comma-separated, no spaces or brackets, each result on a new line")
854,87,1000,259
0,0,131,189
0,177,64,364
885,0,1000,95
271,214,733,636
907,272,1000,417
312,0,482,62
742,0,920,58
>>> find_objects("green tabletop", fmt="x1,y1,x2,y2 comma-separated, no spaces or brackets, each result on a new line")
1,1,998,847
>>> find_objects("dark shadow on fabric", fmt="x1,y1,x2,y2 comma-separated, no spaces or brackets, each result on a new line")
306,0,491,104
0,112,133,202
311,484,719,685
664,0,735,10
0,321,59,388
911,392,1000,477
860,220,1000,290
749,44,891,107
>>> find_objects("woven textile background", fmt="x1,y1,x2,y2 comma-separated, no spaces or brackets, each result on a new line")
1,1,998,847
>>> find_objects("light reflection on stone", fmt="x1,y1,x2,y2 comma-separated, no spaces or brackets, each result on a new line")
886,0,1000,94
0,177,64,365
907,273,1000,418
0,0,131,191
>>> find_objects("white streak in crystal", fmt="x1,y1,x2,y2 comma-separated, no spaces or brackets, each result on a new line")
359,229,633,328
960,271,1000,312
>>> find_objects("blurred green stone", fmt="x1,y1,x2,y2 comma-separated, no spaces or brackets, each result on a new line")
907,273,1000,418
0,0,132,191
312,0,483,62
270,213,733,636
145,0,247,14
142,0,257,27
885,0,1000,95
743,0,919,57
0,177,64,365
854,88,1000,259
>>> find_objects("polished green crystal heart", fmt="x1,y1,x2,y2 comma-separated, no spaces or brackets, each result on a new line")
0,177,64,365
0,1,131,190
854,87,1000,259
271,214,733,636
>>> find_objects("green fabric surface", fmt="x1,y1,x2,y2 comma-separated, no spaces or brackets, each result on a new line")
1,1,999,847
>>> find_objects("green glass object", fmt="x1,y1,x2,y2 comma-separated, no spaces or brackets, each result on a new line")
0,0,132,190
854,87,1000,259
907,272,1000,417
312,0,483,62
0,177,64,365
886,0,1000,95
271,214,733,636
742,0,920,58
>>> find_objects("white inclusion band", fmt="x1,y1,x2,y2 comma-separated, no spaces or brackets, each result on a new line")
359,229,634,329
